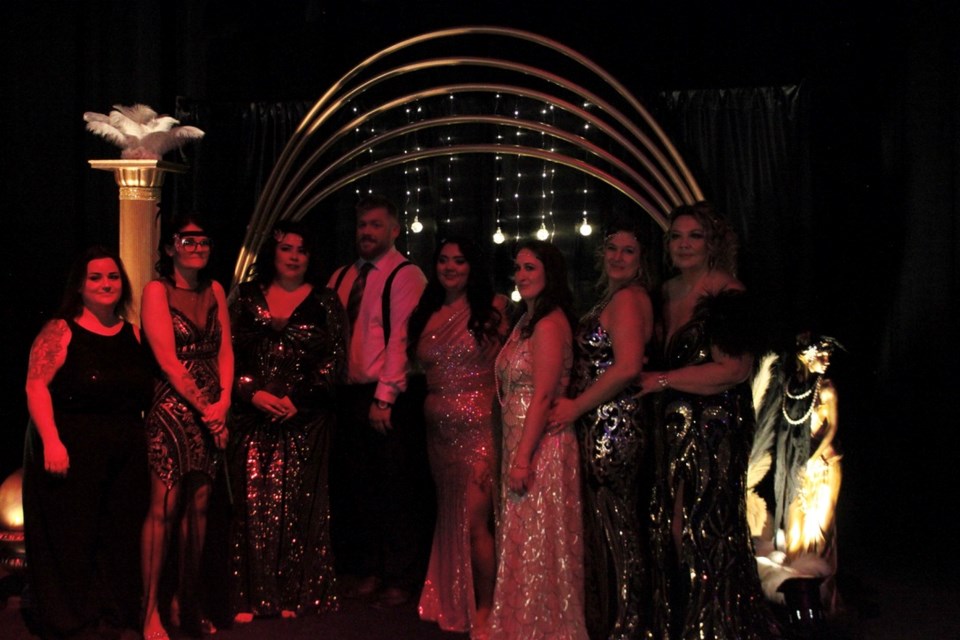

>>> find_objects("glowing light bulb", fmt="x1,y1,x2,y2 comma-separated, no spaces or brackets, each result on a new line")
410,216,423,233
579,218,592,236
511,286,522,303
536,222,549,241
493,227,505,244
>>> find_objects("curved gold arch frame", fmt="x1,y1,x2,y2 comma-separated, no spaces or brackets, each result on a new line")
233,26,702,285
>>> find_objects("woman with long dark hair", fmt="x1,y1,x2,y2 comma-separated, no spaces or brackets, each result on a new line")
140,213,233,640
407,237,507,637
23,246,152,639
229,220,346,621
489,240,586,639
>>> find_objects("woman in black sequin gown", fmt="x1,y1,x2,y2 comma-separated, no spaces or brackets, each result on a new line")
228,221,346,621
141,214,234,640
639,203,779,640
549,222,654,640
23,247,152,639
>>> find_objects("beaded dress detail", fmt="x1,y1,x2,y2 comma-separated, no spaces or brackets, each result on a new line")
416,304,498,634
145,281,222,488
228,282,346,616
570,302,652,639
649,292,780,639
488,315,587,640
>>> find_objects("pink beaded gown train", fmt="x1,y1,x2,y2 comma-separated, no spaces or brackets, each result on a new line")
416,305,498,634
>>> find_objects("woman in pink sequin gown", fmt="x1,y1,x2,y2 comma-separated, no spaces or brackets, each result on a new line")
490,240,587,640
408,238,507,637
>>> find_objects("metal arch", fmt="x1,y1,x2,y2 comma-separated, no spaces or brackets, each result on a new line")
234,26,702,285
272,84,683,224
296,26,701,197
288,145,670,227
300,57,692,200
285,115,674,220
234,144,671,286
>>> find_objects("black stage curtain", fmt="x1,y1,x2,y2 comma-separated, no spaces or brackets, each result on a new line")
655,85,813,345
172,99,314,285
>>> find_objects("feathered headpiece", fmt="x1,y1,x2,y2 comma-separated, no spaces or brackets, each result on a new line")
83,103,204,159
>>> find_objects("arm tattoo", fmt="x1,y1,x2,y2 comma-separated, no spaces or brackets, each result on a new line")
177,370,209,411
27,320,68,383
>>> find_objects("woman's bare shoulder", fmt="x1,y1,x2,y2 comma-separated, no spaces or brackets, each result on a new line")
705,270,745,294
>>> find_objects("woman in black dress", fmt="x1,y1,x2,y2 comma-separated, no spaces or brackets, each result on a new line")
639,202,779,639
140,214,233,640
549,221,654,639
229,221,346,621
23,246,152,639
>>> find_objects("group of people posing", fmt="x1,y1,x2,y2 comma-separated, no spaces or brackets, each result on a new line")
22,195,782,640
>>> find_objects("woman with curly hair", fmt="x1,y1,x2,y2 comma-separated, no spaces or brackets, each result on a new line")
639,202,780,639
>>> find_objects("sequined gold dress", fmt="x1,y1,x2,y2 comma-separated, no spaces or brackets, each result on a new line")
416,305,498,634
489,316,587,640
570,305,651,640
228,282,346,616
650,293,780,639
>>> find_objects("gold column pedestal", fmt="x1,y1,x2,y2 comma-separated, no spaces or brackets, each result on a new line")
89,159,187,322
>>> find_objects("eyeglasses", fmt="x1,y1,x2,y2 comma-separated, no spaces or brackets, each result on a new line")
176,236,212,251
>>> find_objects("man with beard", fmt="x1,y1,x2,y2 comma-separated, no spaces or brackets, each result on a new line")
328,195,429,608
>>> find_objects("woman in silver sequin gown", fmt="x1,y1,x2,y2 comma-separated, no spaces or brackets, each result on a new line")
141,214,234,640
549,224,654,640
407,238,507,637
489,240,587,640
228,222,347,621
639,203,780,640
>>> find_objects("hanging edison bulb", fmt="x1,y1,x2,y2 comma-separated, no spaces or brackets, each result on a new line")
510,285,522,302
493,226,506,244
410,216,423,234
535,222,549,241
579,215,592,236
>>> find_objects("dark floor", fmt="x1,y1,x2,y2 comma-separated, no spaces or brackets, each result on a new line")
2,565,959,640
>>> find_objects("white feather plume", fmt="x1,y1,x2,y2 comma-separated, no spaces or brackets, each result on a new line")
83,103,204,159
756,551,833,604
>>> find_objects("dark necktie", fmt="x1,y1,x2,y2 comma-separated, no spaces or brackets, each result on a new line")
347,262,373,328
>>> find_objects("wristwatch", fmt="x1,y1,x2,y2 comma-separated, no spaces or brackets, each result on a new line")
374,399,393,410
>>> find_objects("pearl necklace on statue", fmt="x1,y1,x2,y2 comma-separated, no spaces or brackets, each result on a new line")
781,374,823,426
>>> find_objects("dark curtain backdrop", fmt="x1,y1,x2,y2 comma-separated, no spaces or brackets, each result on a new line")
655,86,812,340
171,99,315,284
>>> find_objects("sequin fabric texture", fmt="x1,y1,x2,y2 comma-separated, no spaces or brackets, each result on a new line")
145,282,222,489
570,305,652,639
416,305,498,634
489,317,587,640
228,282,346,616
650,294,780,639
